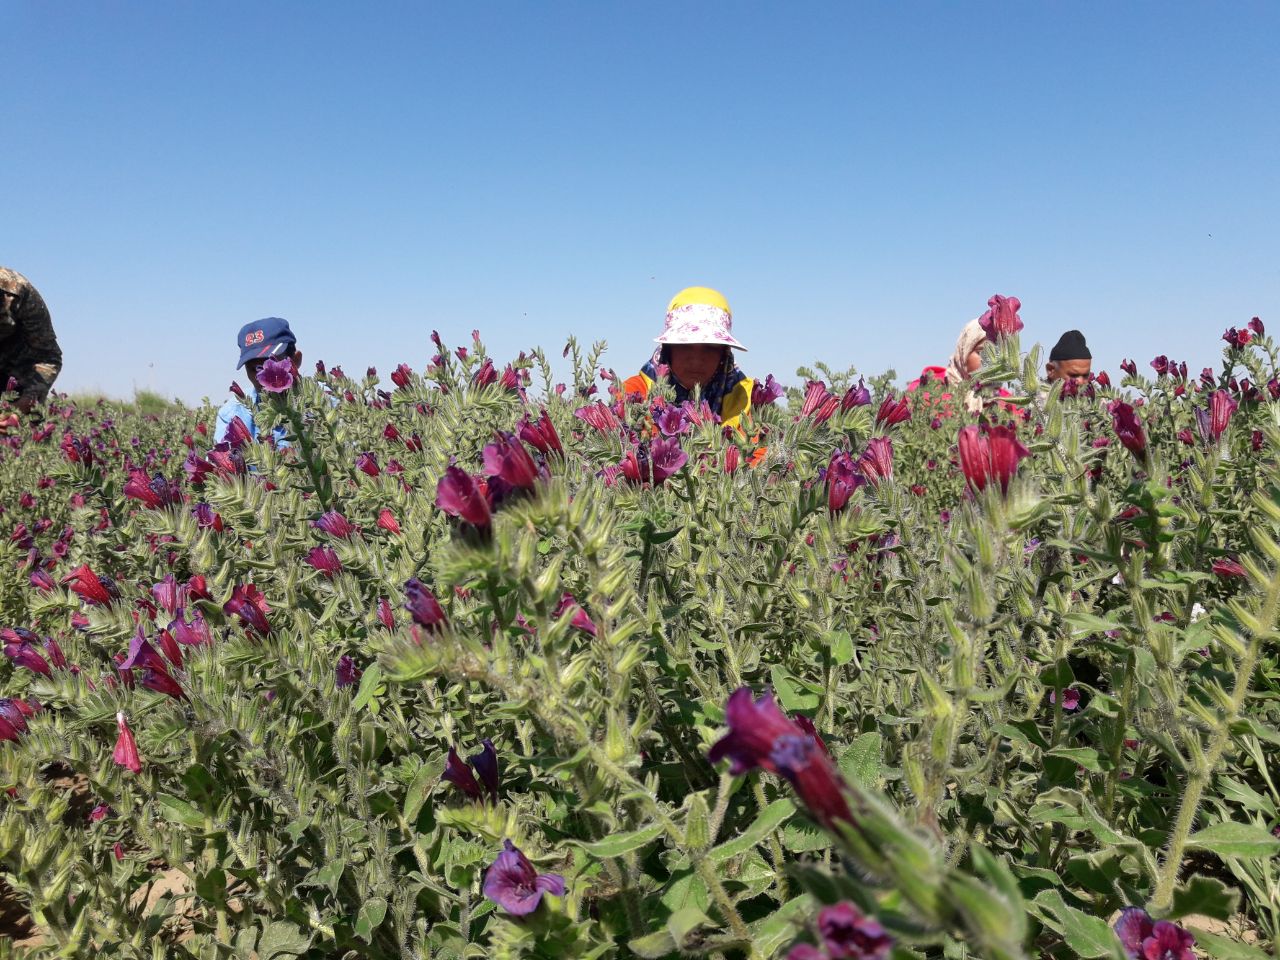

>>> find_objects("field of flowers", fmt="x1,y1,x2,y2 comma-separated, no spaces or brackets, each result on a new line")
2,323,1279,960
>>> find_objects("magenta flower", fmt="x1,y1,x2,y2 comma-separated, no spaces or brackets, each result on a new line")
574,402,621,432
1207,389,1237,443
1212,557,1247,579
223,416,253,449
826,450,867,514
650,436,688,485
89,803,113,823
977,294,1023,340
1114,908,1195,960
1151,356,1170,377
769,733,855,833
224,583,271,637
482,840,566,916
61,564,120,606
817,901,894,959
553,593,597,636
470,739,500,800
119,627,169,673
123,470,182,509
377,597,396,629
751,374,785,407
206,444,247,478
404,578,448,632
3,636,51,676
518,408,563,455
708,688,805,775
151,575,184,615
256,358,295,393
1249,316,1265,336
376,508,401,535
472,358,498,386
112,712,142,774
169,614,212,647
390,363,413,388
436,466,492,528
656,405,690,437
305,546,343,578
483,432,540,491
335,654,361,688
192,503,224,531
356,452,380,477
141,667,185,700
1109,401,1148,461
313,510,357,539
873,394,911,428
858,437,893,485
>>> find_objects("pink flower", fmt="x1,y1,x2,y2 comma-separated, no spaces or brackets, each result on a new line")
436,466,492,528
858,437,893,485
873,394,911,428
61,564,120,606
977,294,1023,340
305,546,343,578
224,584,271,637
574,402,621,432
1050,687,1081,711
957,425,1029,495
482,433,540,491
376,508,401,535
356,452,380,477
1212,557,1247,579
552,593,597,636
113,712,142,774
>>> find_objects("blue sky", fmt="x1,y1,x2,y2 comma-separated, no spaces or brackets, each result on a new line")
6,2,1278,403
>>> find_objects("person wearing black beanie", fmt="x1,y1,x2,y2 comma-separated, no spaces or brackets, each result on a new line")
1046,330,1092,385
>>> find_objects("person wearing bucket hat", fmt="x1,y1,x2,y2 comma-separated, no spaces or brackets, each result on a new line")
213,317,302,445
622,287,754,429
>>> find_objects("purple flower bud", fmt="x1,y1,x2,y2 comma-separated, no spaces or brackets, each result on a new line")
355,452,380,477
817,901,894,960
482,433,540,491
304,546,343,578
443,745,484,799
404,578,448,632
469,739,500,800
312,510,357,539
435,466,492,527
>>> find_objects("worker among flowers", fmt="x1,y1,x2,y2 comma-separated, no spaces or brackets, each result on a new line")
622,287,754,429
214,317,303,445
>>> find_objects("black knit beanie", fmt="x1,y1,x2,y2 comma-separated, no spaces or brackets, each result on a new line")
1049,330,1091,362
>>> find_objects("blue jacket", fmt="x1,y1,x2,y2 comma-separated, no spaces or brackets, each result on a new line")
213,390,290,447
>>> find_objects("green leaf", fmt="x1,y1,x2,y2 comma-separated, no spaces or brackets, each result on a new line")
1191,929,1274,960
771,666,820,710
156,794,206,829
403,763,435,824
1186,821,1280,859
1030,889,1124,959
256,920,313,958
355,897,388,942
350,662,383,713
827,630,854,666
1064,612,1126,637
1167,875,1240,921
627,929,676,958
709,798,796,862
666,906,713,945
576,822,666,859
1046,746,1105,772
838,732,882,789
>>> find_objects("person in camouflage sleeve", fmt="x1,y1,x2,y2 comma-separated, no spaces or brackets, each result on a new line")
0,267,62,414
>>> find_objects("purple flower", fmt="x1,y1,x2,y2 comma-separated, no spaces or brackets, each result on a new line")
470,739,500,800
751,374,785,408
817,901,894,959
1114,908,1195,960
123,470,182,509
1151,355,1170,377
404,578,448,632
89,803,113,822
785,946,827,960
708,688,806,775
224,583,271,637
482,840,566,916
1050,687,1081,711
313,510,357,539
656,406,690,437
151,575,184,615
482,432,540,491
43,637,67,670
650,436,688,485
436,466,492,528
4,637,51,676
826,450,867,513
305,546,343,578
443,745,485,800
472,358,498,387
256,358,295,393
335,655,361,688
119,627,168,673
140,667,185,700
858,437,893,485
356,452,380,477
842,380,872,410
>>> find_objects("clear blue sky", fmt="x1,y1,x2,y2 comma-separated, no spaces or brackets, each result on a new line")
7,1,1278,403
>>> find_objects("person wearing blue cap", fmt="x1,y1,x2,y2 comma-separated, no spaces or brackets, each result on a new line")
213,317,303,445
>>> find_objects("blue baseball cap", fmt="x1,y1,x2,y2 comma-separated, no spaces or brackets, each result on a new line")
236,317,297,369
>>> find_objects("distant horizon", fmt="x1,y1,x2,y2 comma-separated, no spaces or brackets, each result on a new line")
8,2,1277,404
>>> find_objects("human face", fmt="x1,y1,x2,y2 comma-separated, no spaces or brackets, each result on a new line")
667,344,726,391
965,350,983,376
245,348,302,391
1046,358,1092,384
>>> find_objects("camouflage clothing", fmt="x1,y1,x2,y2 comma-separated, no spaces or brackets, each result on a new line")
0,267,62,407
